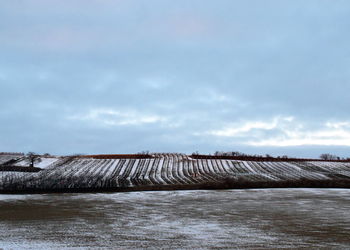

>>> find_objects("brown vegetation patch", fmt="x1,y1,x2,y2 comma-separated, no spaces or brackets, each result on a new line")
81,154,153,159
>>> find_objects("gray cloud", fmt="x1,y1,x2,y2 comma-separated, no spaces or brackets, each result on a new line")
1,0,350,157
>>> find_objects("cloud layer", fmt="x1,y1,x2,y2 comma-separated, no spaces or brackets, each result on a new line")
1,0,350,157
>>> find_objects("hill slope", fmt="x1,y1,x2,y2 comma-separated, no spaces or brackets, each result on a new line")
1,153,350,193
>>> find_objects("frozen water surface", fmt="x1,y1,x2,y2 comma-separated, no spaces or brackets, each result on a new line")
0,189,349,249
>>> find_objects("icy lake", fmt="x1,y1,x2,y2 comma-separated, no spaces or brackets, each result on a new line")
0,189,349,249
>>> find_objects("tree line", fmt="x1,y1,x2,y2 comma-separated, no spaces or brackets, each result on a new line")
191,151,350,161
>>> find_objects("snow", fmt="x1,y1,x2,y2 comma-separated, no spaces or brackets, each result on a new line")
35,158,59,169
1,153,349,191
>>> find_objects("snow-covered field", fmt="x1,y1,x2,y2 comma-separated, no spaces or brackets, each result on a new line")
0,189,349,249
9,157,59,169
0,154,350,191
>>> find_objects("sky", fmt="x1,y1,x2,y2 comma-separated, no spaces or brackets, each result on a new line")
1,0,350,157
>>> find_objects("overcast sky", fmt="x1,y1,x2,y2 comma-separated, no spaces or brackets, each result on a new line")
1,0,350,157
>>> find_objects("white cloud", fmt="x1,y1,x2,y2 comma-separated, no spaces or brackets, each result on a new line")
249,128,350,147
208,116,294,137
68,108,166,126
325,121,350,129
204,116,350,147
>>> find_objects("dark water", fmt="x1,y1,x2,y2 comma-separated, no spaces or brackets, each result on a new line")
0,189,349,249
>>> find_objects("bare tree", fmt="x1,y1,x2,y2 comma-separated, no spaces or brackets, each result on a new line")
320,153,340,161
26,152,41,167
214,151,248,157
138,150,150,155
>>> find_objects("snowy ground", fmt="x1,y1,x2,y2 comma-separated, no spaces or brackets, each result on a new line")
0,189,349,249
0,155,59,169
